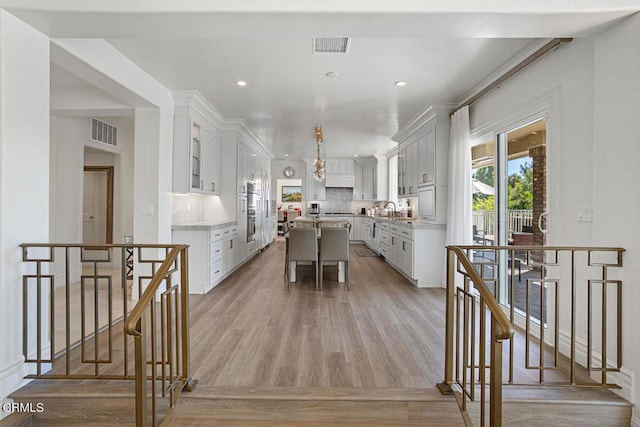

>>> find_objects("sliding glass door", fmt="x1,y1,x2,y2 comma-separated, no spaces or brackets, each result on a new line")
472,117,547,320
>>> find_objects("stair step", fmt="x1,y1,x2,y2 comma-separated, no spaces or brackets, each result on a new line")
465,385,633,426
9,379,169,426
168,386,465,426
0,413,34,427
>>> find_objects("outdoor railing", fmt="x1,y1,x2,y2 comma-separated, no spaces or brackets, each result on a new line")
20,243,192,426
473,210,533,236
439,245,625,427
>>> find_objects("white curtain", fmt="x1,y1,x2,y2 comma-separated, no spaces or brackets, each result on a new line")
445,105,472,247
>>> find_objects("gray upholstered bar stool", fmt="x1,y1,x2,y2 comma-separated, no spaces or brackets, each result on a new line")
286,227,319,290
319,227,350,291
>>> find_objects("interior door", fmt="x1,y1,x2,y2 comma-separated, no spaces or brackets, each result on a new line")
83,166,114,244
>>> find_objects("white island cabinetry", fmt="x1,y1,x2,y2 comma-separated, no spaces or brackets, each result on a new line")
361,218,445,287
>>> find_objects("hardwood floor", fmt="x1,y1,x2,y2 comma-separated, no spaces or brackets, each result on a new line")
188,239,448,390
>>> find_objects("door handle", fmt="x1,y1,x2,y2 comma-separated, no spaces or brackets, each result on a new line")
538,211,548,235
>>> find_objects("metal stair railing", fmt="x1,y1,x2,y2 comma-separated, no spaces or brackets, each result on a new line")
438,245,624,427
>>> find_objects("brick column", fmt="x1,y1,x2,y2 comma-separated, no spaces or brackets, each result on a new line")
530,146,546,261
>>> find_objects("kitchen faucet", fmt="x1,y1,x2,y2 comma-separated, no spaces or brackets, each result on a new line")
383,201,397,217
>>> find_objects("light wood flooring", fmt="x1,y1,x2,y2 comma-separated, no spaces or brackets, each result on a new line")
188,238,448,389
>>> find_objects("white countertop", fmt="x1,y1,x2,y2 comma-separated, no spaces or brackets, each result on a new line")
172,221,237,231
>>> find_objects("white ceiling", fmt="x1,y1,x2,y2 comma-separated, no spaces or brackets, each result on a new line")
3,1,639,160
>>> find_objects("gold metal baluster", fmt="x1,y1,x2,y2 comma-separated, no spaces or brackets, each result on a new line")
160,289,167,398
570,250,576,384
121,246,129,377
65,247,71,376
151,258,160,426
180,247,194,391
94,258,99,376
37,259,42,376
601,265,607,386
478,297,485,427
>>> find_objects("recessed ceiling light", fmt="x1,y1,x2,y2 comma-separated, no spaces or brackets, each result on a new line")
236,80,247,87
353,154,358,157
284,154,289,157
395,81,407,87
531,131,538,135
325,71,339,79
251,153,256,157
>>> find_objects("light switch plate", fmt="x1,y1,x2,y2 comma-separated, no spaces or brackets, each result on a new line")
577,205,593,222
140,204,154,215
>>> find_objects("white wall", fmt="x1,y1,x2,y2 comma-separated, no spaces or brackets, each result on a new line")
0,9,50,414
592,13,640,422
470,16,640,423
51,115,134,245
52,39,175,245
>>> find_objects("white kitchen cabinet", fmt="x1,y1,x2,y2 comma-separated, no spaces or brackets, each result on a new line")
237,141,249,194
417,129,436,186
173,223,239,294
406,141,418,196
389,224,414,278
306,160,326,200
352,217,364,241
362,165,376,200
354,157,378,200
173,91,223,194
392,105,451,222
354,167,363,200
326,159,354,177
325,159,339,176
340,159,354,175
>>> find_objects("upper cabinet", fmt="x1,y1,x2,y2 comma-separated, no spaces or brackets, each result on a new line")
325,158,355,188
222,119,273,197
173,91,224,195
417,128,436,186
392,105,451,222
354,157,379,200
306,160,326,200
326,159,354,176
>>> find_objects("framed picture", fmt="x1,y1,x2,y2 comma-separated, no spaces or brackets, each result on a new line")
282,186,302,202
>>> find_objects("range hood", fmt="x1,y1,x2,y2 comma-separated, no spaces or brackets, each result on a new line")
325,175,354,188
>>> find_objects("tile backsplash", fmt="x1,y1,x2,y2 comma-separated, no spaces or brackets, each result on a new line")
306,188,383,214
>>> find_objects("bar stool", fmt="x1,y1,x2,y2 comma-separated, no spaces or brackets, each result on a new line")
286,228,319,290
319,227,350,291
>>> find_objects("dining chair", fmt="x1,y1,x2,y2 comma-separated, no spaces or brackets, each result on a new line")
286,228,319,290
319,227,350,291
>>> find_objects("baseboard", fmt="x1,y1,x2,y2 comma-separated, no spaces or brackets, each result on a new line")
0,359,32,420
557,329,634,402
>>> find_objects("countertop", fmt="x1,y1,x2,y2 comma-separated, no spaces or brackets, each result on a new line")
302,214,446,230
172,221,238,231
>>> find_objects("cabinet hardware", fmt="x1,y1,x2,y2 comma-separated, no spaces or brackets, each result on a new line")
229,240,233,249
402,241,406,251
211,182,216,191
200,180,204,190
423,173,427,182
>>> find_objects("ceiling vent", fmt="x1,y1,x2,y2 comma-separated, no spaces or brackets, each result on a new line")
313,37,351,54
90,118,118,147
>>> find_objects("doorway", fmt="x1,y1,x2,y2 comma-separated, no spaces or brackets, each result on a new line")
83,166,114,244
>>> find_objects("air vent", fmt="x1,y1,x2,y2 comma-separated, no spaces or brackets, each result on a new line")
90,118,118,147
312,37,351,54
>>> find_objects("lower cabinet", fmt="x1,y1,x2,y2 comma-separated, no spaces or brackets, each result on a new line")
373,220,446,287
173,223,240,294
